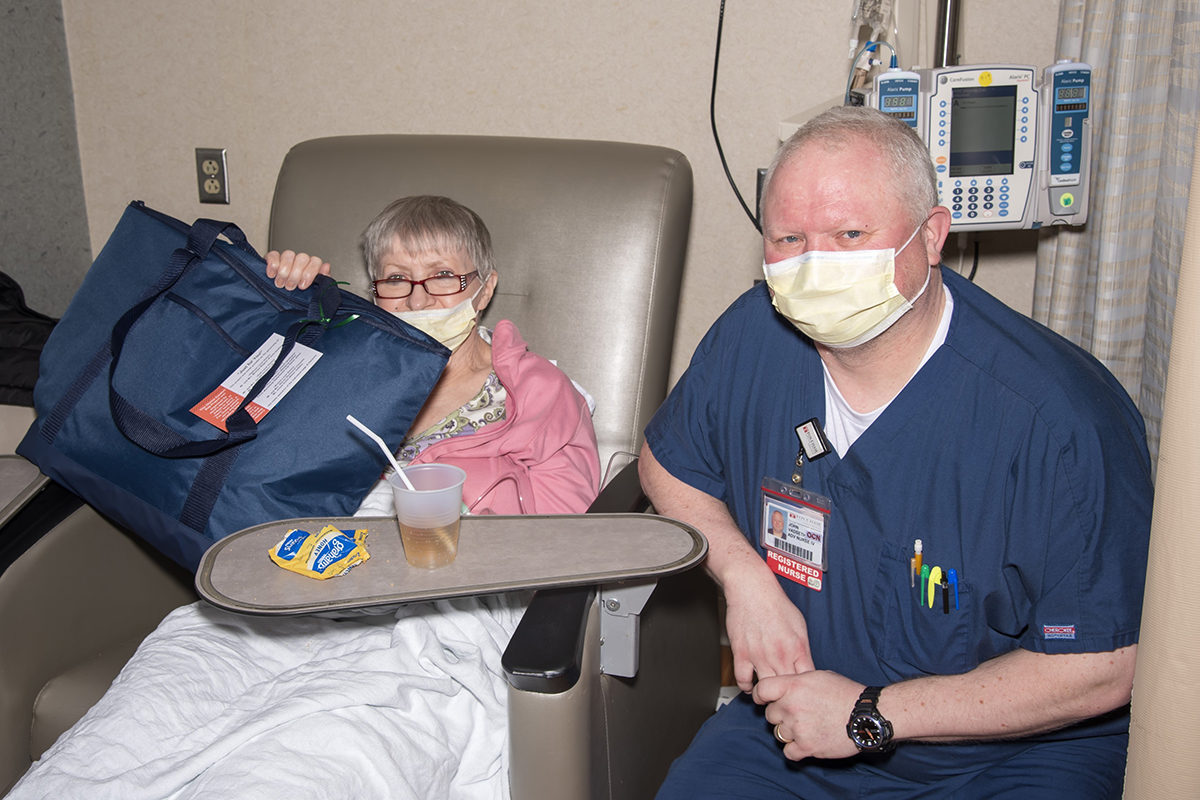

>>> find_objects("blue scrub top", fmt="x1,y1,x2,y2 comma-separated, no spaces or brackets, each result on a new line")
646,269,1152,749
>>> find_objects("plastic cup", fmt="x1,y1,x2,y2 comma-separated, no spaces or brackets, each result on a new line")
388,464,466,569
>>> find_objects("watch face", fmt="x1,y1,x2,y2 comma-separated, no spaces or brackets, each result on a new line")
849,714,887,748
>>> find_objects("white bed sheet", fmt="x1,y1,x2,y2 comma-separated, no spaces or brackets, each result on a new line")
9,594,528,799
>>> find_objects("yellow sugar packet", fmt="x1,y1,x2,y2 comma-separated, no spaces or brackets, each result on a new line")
269,525,369,580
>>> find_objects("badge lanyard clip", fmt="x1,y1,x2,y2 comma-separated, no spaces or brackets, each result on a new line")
793,417,832,486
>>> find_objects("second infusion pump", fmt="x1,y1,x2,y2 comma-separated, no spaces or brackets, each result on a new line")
865,61,1091,231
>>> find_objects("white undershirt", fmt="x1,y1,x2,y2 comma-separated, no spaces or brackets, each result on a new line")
822,285,954,457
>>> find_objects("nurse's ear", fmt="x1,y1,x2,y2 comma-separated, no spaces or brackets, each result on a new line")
924,206,953,265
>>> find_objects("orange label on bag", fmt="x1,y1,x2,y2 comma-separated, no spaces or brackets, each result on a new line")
191,386,270,429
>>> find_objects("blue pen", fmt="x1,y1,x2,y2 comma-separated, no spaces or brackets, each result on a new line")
948,568,959,611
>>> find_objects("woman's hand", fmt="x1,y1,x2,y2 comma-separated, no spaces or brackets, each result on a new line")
265,250,331,290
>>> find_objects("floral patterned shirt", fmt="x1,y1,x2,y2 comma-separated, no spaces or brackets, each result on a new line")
393,370,507,468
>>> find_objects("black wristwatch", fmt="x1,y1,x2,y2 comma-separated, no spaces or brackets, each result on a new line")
847,686,895,753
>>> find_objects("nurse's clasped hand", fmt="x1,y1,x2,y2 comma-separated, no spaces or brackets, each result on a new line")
265,250,331,290
754,670,866,761
724,563,815,692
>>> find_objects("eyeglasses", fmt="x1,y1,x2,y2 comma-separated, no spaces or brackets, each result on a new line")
371,271,478,300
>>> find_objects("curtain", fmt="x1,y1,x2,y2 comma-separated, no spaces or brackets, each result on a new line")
1033,0,1200,471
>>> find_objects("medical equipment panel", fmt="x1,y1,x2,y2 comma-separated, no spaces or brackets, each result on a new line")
875,70,920,129
867,61,1092,232
1036,62,1092,222
929,66,1036,230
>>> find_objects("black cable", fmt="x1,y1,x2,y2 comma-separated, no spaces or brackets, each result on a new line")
967,237,980,282
711,0,761,233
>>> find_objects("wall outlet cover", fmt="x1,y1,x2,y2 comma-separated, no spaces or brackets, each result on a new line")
196,148,229,204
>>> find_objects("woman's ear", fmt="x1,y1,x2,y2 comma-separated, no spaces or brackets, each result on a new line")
475,270,499,313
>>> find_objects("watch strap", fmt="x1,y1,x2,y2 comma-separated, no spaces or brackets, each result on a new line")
854,685,884,713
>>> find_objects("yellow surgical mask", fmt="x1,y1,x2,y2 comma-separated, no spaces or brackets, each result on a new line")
763,224,927,349
390,287,480,351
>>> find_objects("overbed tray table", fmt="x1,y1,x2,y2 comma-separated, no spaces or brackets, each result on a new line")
196,513,707,617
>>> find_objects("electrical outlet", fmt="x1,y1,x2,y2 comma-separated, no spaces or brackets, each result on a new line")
196,148,229,204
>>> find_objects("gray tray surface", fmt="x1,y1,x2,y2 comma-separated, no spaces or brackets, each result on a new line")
197,513,705,616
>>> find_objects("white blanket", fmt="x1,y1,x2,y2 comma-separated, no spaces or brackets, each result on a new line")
9,594,528,799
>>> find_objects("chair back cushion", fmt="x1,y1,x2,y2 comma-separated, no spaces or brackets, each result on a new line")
269,135,692,471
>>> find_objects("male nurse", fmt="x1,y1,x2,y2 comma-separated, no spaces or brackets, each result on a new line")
642,106,1152,799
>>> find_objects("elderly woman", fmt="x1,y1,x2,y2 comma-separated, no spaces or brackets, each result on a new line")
271,194,599,516
9,197,600,800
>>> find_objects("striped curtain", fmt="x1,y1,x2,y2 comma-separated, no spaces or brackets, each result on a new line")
1033,0,1200,472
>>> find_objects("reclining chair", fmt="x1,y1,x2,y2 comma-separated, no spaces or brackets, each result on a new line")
0,135,718,798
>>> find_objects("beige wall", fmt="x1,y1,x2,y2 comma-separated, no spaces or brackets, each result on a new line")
62,0,1058,381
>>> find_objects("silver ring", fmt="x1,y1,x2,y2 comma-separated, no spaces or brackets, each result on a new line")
774,723,793,745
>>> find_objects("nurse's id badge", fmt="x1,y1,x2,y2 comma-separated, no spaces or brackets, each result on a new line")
761,476,831,592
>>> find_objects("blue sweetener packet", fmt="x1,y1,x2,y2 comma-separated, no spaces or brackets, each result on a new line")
269,525,369,580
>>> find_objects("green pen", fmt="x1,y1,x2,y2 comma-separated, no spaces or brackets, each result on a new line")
919,564,930,606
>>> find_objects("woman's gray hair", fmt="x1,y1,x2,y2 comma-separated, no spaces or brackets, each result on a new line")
761,106,939,229
362,195,496,280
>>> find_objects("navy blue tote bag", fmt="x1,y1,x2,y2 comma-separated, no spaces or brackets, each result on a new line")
18,201,449,571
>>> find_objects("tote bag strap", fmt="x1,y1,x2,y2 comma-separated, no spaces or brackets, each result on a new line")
39,216,253,445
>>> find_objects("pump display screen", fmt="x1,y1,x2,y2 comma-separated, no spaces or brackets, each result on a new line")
949,85,1017,177
1055,85,1088,112
884,96,913,108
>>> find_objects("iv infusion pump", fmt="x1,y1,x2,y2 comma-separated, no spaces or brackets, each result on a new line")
864,61,1092,232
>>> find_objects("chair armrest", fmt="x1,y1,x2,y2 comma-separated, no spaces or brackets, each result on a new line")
0,481,83,576
500,460,646,692
0,494,197,791
587,460,648,514
501,586,595,693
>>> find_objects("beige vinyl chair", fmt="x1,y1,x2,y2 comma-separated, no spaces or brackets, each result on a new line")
0,134,718,798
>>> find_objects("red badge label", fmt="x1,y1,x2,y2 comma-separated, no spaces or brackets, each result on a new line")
766,549,823,592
